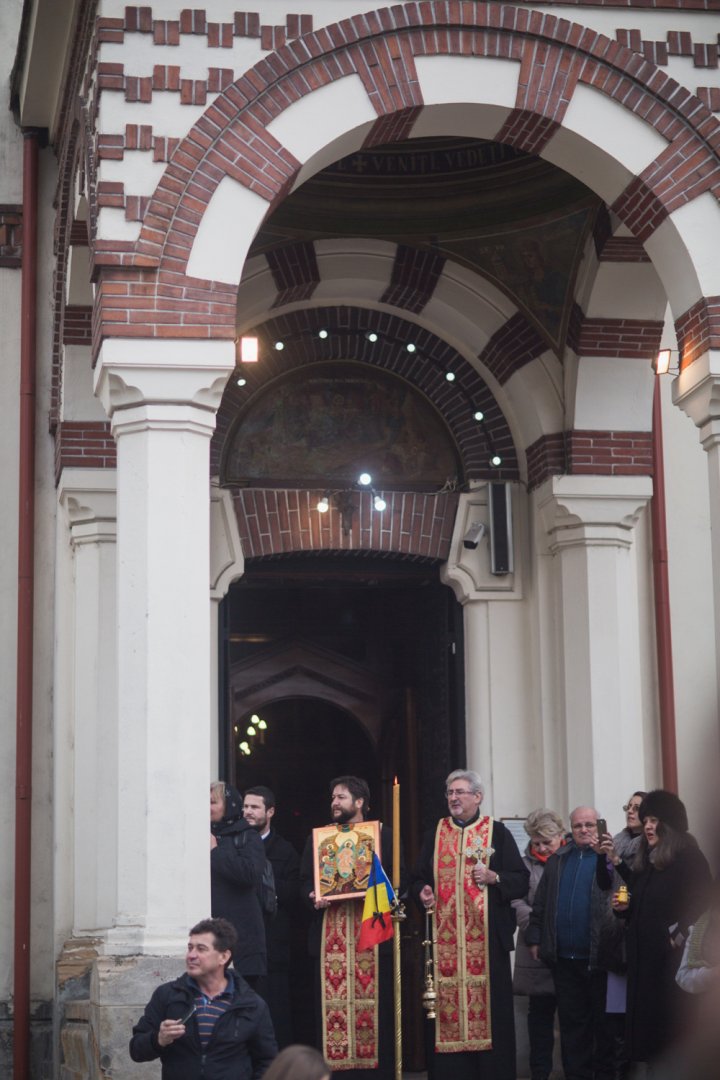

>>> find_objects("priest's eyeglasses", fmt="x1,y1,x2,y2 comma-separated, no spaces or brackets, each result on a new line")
446,788,474,797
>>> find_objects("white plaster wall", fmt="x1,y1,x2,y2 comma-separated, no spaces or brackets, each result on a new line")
662,376,719,845
31,150,61,1003
0,0,27,1009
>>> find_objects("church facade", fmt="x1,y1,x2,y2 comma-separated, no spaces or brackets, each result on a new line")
1,0,719,1075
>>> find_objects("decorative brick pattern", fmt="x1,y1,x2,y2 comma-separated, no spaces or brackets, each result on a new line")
363,106,423,149
266,242,320,307
495,111,560,156
0,205,22,268
526,433,567,491
55,421,117,482
566,430,653,476
675,295,720,368
232,488,459,561
611,177,670,243
213,306,519,483
62,306,93,346
380,245,446,314
478,313,548,385
576,318,663,358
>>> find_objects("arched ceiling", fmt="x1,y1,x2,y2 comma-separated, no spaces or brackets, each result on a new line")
250,135,603,352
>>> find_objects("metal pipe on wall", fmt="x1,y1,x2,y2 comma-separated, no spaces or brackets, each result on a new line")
651,378,679,793
14,129,38,1080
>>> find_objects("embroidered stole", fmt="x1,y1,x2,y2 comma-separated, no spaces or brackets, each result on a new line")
433,815,494,1052
321,899,379,1070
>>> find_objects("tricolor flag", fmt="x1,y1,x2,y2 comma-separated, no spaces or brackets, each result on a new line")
357,852,396,952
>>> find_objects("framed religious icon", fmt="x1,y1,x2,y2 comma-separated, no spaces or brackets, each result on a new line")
312,819,381,902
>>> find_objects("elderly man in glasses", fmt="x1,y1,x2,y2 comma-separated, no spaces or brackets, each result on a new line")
410,769,529,1080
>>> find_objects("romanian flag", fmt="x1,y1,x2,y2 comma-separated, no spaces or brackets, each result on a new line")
357,852,396,952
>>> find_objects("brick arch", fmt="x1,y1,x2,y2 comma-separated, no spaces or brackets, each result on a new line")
94,2,720,369
213,305,519,482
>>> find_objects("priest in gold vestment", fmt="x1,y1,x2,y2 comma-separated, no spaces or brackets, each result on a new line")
411,769,529,1080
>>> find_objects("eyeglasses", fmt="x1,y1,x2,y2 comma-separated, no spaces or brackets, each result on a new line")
446,789,474,798
623,803,642,812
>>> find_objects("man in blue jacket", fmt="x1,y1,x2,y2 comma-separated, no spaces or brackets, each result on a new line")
129,917,277,1079
527,806,613,1080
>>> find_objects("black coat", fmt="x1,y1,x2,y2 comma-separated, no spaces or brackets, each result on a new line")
263,829,300,970
129,971,277,1080
624,842,711,1062
211,786,267,976
527,841,610,968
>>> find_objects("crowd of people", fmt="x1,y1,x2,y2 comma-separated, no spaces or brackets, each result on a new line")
128,771,715,1079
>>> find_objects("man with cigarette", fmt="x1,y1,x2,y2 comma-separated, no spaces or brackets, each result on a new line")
129,916,277,1078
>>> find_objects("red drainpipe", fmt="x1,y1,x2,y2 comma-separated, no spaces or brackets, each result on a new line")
14,129,38,1080
651,378,679,793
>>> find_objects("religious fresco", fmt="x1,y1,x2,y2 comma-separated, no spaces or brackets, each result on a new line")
251,136,601,356
223,362,461,489
312,820,381,902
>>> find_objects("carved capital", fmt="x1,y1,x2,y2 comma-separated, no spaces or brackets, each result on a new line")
537,475,652,552
94,339,235,438
672,350,720,452
58,469,117,547
210,487,244,599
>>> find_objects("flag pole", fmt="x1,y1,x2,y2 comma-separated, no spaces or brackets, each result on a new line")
392,777,403,1080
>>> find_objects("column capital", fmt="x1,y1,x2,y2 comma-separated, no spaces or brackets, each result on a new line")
58,468,117,547
672,350,720,452
94,338,235,438
210,487,244,600
537,474,653,551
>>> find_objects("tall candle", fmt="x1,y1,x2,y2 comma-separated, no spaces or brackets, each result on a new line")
392,777,400,892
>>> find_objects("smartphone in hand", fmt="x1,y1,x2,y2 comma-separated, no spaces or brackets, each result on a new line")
179,1004,196,1025
596,819,607,839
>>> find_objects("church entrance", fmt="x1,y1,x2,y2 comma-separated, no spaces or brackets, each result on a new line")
219,555,465,1065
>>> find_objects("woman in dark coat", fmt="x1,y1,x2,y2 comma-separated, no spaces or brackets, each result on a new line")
512,808,565,1080
210,781,267,984
614,789,711,1066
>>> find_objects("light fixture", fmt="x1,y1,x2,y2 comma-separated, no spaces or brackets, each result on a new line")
274,341,284,351
373,495,386,512
366,332,378,343
239,740,251,755
358,472,372,486
247,724,256,736
240,336,259,363
446,371,456,382
317,495,330,513
257,718,267,730
236,376,247,387
318,329,328,339
473,409,484,422
406,343,416,353
490,453,502,467
652,348,675,375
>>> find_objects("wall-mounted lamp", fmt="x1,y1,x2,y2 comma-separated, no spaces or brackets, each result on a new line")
240,336,259,363
652,348,678,375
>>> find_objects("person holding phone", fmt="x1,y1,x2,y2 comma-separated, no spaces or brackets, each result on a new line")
527,806,614,1080
611,790,711,1069
129,917,277,1078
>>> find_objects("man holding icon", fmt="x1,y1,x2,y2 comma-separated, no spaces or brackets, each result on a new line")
129,917,277,1078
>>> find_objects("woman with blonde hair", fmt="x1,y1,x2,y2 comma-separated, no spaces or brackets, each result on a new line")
513,808,566,1080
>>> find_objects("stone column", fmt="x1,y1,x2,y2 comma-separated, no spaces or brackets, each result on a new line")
209,487,244,774
94,338,234,954
537,475,653,814
58,470,118,935
673,352,720,715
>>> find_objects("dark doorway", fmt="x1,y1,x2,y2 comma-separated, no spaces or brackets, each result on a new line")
218,554,466,1065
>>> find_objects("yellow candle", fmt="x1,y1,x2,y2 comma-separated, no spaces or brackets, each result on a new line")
392,777,400,892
